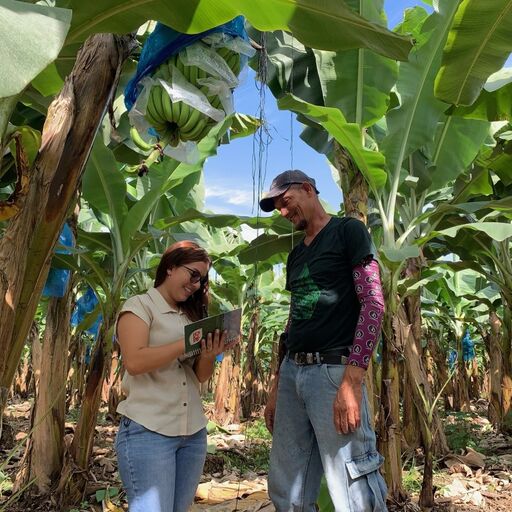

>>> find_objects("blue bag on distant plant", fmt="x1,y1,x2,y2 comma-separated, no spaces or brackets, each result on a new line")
448,348,458,371
71,287,102,339
42,223,74,298
462,329,475,362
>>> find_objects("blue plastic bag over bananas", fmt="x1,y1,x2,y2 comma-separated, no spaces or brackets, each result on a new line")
124,17,255,161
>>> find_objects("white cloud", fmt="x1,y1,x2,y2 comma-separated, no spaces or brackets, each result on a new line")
205,185,254,206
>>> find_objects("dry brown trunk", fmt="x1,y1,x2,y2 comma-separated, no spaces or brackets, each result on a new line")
429,336,453,410
241,308,265,418
10,324,38,399
378,311,405,502
402,259,448,458
0,32,135,416
402,368,421,451
57,327,113,508
453,356,471,412
103,346,123,421
500,307,512,433
16,283,73,494
214,345,241,426
332,141,368,223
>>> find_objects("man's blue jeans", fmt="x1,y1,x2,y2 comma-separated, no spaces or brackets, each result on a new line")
268,357,387,511
115,417,206,512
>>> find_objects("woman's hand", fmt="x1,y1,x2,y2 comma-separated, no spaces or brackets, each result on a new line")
194,329,227,382
200,329,227,360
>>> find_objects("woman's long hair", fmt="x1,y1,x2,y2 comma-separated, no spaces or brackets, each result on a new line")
154,241,210,322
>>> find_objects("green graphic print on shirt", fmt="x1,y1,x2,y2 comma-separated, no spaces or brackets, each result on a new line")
291,264,321,321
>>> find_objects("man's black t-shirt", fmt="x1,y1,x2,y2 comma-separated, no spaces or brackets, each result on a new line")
285,216,374,353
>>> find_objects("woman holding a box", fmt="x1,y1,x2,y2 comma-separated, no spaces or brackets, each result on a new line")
115,241,225,512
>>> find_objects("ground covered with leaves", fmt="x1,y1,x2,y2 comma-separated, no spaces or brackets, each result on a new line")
1,399,512,511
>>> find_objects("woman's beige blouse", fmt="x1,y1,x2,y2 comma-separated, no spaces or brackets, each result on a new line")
116,287,207,436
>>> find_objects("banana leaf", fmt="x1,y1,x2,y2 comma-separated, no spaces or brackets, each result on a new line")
435,0,512,106
63,0,412,61
0,0,71,98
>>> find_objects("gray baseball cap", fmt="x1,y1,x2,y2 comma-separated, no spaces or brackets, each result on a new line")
259,170,319,212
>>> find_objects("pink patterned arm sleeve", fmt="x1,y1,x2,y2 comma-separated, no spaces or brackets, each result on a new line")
348,259,384,370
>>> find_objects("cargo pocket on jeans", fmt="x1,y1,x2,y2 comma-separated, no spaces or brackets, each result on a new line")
346,451,387,511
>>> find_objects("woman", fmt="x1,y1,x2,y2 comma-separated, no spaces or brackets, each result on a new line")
115,241,225,512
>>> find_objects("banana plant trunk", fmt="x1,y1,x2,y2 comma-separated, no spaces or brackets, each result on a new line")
57,319,114,508
214,344,241,426
241,307,264,418
500,305,512,433
429,334,453,410
402,258,448,458
378,304,405,502
452,344,470,412
488,312,502,427
0,33,135,417
16,282,73,494
402,363,421,452
104,346,123,421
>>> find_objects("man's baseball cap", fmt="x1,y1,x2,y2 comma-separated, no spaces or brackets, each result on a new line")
259,170,319,212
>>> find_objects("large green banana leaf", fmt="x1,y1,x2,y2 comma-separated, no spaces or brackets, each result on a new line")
435,0,512,106
0,0,71,98
278,94,387,193
451,68,512,121
82,138,128,247
426,116,490,190
63,0,412,60
424,222,512,243
315,0,398,127
381,1,460,189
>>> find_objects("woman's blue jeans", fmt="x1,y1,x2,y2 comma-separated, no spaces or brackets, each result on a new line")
268,357,387,511
115,417,207,512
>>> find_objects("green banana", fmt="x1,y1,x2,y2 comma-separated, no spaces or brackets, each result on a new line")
227,52,240,76
147,87,166,123
145,100,166,130
152,86,166,119
160,87,174,122
177,102,191,128
140,45,242,143
216,46,231,59
180,108,203,134
210,95,223,110
130,127,154,152
181,117,208,141
197,66,208,81
170,98,181,124
167,54,178,79
187,64,198,86
197,122,212,140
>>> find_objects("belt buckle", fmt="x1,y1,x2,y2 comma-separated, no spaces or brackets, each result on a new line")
293,352,306,366
306,353,314,364
293,352,307,365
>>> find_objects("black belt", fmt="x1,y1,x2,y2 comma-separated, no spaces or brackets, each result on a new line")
288,349,350,366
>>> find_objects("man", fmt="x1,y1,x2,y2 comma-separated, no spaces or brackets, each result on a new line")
260,170,387,511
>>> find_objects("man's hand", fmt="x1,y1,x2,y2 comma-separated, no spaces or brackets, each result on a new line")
333,365,365,434
264,380,279,434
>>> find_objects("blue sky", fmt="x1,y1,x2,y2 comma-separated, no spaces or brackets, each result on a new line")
203,1,510,216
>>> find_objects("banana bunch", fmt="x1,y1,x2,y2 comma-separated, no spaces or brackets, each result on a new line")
143,44,241,146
